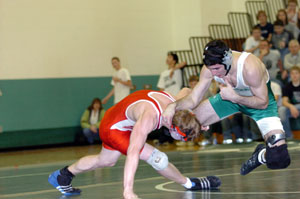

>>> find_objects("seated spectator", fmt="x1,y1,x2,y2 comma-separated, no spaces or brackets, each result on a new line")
271,20,293,61
222,113,254,144
176,75,199,147
256,10,273,41
255,39,283,85
277,9,299,40
198,79,222,146
278,66,300,138
188,75,199,89
284,40,300,71
271,81,283,107
244,26,262,55
286,0,300,27
157,52,186,96
80,98,105,144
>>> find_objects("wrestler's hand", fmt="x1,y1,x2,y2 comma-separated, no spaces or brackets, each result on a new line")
219,80,237,103
123,190,140,199
162,103,176,128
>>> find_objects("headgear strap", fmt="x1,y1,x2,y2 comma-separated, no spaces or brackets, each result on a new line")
171,125,192,141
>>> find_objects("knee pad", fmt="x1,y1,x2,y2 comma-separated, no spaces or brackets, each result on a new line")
266,144,290,169
146,149,169,171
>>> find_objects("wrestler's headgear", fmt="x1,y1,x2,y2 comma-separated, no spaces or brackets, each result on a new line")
171,125,192,141
203,40,233,76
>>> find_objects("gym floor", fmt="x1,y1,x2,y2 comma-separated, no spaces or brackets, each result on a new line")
1,141,300,199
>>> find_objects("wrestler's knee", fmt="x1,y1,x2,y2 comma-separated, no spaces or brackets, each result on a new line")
266,144,290,169
146,148,169,171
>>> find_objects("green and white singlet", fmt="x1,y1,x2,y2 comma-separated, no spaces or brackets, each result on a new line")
209,52,283,136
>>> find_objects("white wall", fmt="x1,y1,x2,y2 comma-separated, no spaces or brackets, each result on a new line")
0,0,247,79
171,0,247,49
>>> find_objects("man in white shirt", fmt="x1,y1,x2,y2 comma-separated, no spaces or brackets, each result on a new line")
102,57,132,104
245,26,263,55
157,53,186,96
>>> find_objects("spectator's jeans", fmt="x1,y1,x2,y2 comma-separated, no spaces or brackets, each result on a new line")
278,104,300,138
83,128,100,144
221,116,242,140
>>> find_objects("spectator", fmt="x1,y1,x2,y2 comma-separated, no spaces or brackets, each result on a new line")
198,79,222,146
279,66,300,138
81,98,106,144
188,75,199,89
244,26,262,55
222,114,255,144
277,9,299,40
102,57,132,105
271,20,293,61
176,75,199,147
284,40,300,71
154,53,186,146
255,39,283,85
157,52,186,96
286,0,300,27
256,10,273,41
271,81,283,107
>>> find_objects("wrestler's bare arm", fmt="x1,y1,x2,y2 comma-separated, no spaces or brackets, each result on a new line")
232,55,269,109
162,66,212,127
177,66,212,110
123,109,157,196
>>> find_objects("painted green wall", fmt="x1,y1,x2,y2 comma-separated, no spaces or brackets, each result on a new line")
0,75,159,147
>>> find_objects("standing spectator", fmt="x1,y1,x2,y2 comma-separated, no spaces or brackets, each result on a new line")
102,57,132,105
157,52,186,96
277,9,299,40
256,10,273,41
284,40,300,71
271,20,293,61
81,98,106,144
286,0,300,27
279,66,300,138
244,26,262,55
154,53,186,146
255,39,283,85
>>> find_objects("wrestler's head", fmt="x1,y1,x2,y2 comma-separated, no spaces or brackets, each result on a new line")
170,110,201,141
203,40,232,76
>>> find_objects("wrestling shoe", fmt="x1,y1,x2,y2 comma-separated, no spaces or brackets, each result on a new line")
187,176,221,190
240,144,266,176
48,167,81,196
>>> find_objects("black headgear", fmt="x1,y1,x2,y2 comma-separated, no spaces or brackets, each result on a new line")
203,40,232,76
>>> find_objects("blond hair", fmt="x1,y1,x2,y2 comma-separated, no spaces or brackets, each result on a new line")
172,110,201,141
290,66,300,73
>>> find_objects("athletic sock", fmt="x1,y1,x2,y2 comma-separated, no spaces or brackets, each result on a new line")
258,148,266,164
60,166,74,178
182,178,193,189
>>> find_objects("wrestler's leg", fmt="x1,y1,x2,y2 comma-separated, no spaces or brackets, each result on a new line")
140,143,221,190
69,146,122,175
48,147,121,195
193,99,222,126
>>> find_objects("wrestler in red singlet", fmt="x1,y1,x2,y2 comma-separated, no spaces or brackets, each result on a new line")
99,90,175,155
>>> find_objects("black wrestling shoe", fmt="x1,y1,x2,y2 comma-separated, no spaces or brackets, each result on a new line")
48,167,81,196
187,176,221,190
240,144,266,176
